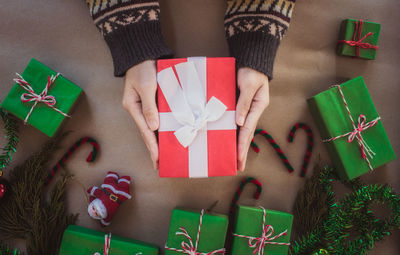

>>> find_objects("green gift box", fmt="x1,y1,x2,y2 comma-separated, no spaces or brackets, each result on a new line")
308,76,396,180
59,225,159,255
231,206,293,255
337,19,380,59
1,58,82,137
165,208,228,255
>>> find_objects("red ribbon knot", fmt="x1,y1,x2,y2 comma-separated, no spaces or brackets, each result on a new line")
13,73,70,124
337,19,379,58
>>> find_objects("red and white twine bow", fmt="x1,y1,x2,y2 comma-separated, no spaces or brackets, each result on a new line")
233,207,289,255
94,233,142,255
13,73,70,124
165,209,226,255
337,19,379,58
323,85,380,170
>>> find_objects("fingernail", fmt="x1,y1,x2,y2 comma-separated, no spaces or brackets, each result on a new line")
149,120,158,130
237,161,244,172
239,161,246,171
237,115,245,126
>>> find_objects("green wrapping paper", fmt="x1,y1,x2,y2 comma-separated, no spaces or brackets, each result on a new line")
231,206,293,255
58,225,159,255
165,208,228,255
1,58,82,137
337,19,380,59
308,76,396,180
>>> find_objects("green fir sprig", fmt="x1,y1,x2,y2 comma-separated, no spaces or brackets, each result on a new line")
290,166,400,255
0,133,78,255
0,108,19,174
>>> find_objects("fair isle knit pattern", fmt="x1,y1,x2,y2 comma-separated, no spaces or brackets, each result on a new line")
224,0,296,79
86,0,160,36
85,0,172,77
85,0,295,79
225,0,295,39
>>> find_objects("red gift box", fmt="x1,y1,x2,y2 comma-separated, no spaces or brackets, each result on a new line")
157,57,237,178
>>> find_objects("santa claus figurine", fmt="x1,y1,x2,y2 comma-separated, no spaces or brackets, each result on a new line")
87,171,132,227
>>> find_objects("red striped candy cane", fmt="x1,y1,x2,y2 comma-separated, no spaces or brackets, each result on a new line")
251,123,314,177
230,177,263,217
251,129,294,173
46,136,99,184
288,123,314,177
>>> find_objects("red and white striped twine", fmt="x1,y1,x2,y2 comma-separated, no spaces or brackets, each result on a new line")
165,209,226,255
93,233,111,255
232,206,289,255
322,85,380,171
13,73,70,124
93,233,142,255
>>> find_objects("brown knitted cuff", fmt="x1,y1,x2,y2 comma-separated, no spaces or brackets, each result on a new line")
227,31,280,80
104,21,173,77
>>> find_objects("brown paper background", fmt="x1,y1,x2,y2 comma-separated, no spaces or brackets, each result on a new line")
1,0,399,254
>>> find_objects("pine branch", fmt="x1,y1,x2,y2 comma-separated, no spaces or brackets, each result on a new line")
0,108,19,172
290,166,400,255
0,133,78,255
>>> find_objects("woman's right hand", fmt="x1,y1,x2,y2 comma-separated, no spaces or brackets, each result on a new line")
122,60,159,170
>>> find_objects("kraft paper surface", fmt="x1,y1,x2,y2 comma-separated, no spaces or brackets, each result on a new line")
0,0,399,254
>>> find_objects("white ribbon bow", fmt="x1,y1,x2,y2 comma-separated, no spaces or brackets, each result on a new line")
157,61,227,148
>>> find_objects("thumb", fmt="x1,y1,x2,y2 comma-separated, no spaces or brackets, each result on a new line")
140,85,159,131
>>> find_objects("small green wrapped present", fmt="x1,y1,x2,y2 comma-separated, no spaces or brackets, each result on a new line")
165,208,228,255
231,205,293,255
59,225,159,255
308,76,396,180
1,58,82,137
337,19,380,59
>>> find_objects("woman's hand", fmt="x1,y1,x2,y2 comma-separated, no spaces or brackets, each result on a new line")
122,62,269,172
236,67,270,171
122,60,159,169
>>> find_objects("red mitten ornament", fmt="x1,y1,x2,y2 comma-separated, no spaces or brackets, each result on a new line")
87,171,132,227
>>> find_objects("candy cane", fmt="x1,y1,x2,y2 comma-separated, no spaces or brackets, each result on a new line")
288,123,314,177
46,137,99,184
229,177,263,217
251,124,314,177
251,129,294,173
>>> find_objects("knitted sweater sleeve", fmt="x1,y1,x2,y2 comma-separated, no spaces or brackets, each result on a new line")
225,0,296,79
85,0,173,77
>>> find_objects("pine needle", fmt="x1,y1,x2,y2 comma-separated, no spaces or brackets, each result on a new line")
0,133,78,255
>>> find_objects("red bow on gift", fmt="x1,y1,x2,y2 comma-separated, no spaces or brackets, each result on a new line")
337,19,379,58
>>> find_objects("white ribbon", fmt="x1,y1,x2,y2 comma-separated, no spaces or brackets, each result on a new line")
157,57,236,178
157,60,228,147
